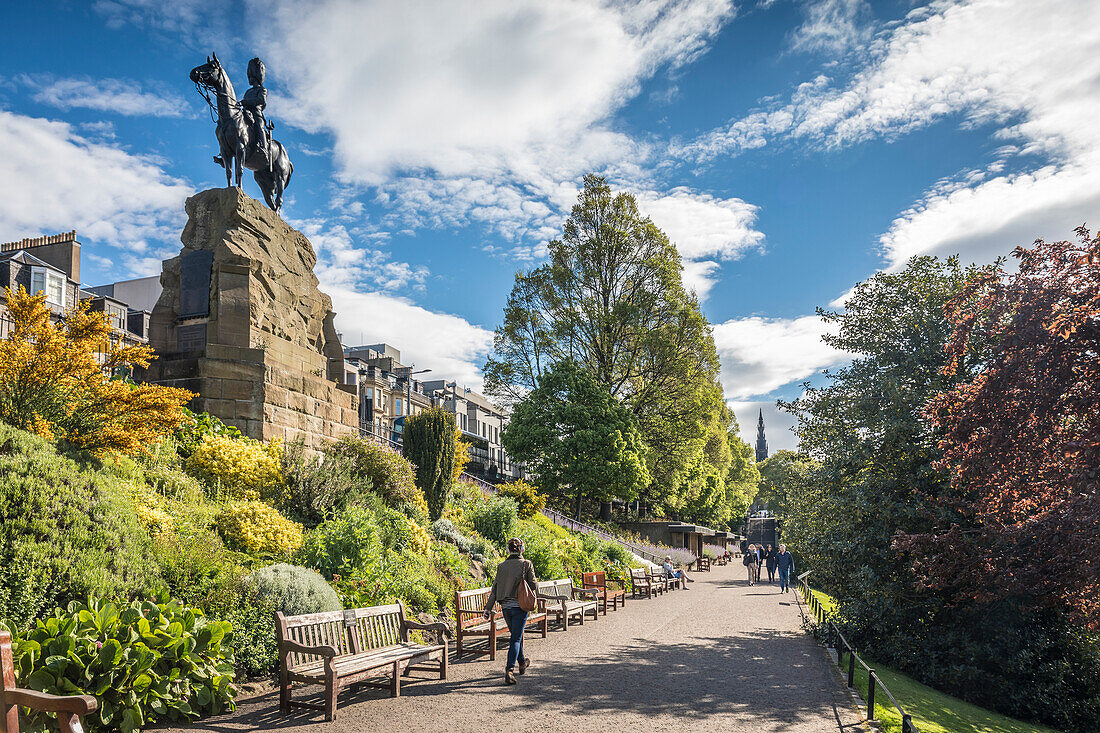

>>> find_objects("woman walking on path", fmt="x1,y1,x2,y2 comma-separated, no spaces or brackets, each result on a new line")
776,544,795,592
765,544,778,583
744,544,760,585
483,537,537,685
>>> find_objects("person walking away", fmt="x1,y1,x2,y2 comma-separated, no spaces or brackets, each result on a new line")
752,545,763,585
776,544,795,593
765,544,778,583
743,544,758,585
483,538,537,684
663,555,695,587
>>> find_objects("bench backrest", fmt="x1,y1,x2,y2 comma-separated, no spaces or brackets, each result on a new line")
276,603,408,669
536,579,573,600
630,568,651,585
582,571,607,591
455,587,493,629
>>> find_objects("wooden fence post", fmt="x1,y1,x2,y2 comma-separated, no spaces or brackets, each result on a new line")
847,642,855,688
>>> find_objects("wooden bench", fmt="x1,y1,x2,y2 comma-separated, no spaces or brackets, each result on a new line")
2,630,97,733
455,587,548,659
697,556,712,571
648,569,670,594
536,579,599,629
276,603,447,722
582,571,626,614
716,554,729,566
663,569,684,590
630,568,657,598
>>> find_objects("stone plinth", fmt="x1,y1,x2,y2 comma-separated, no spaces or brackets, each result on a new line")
141,188,357,448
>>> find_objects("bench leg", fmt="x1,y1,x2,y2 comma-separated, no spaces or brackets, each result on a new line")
279,663,291,714
489,624,497,661
441,641,449,680
391,660,401,697
541,616,548,638
324,660,339,722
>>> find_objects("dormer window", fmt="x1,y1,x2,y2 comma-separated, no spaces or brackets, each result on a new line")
30,266,65,308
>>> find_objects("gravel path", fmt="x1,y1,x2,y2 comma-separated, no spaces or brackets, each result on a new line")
169,565,865,732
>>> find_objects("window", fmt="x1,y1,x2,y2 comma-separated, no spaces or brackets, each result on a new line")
31,267,65,308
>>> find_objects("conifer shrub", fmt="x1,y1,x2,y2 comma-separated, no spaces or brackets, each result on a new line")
248,563,341,617
215,500,304,557
402,407,456,520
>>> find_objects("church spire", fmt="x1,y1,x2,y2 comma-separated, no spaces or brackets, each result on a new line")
755,408,769,463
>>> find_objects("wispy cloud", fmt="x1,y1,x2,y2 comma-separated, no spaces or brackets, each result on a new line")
679,0,1100,272
788,0,873,55
19,74,192,118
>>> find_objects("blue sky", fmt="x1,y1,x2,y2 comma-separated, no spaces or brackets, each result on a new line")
2,0,1098,451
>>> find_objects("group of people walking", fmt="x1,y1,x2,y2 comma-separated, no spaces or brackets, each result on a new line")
742,542,795,592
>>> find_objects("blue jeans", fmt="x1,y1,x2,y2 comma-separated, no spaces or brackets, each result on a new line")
779,567,790,591
501,606,528,671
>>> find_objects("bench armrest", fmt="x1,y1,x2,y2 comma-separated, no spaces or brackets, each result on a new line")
458,608,492,618
280,639,339,658
6,688,97,716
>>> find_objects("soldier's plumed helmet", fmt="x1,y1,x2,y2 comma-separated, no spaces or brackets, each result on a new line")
247,57,265,86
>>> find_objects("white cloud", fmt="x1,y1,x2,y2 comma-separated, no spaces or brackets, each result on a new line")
0,108,191,259
249,0,742,255
19,75,191,117
713,315,846,400
682,0,1100,271
292,218,428,293
638,187,765,297
730,400,798,453
789,0,872,55
328,286,494,390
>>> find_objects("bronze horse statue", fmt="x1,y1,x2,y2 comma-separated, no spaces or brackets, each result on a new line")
190,53,293,213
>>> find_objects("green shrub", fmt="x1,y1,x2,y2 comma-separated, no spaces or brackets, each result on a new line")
497,479,546,519
469,495,518,547
603,540,635,566
327,436,429,517
402,407,456,520
281,438,360,527
248,563,341,616
332,551,451,616
296,505,383,580
5,597,235,732
0,424,159,630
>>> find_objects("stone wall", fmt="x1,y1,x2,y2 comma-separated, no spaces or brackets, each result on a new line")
141,188,358,449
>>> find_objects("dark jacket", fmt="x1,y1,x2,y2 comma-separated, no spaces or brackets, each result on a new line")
484,554,537,611
776,552,795,574
765,548,778,569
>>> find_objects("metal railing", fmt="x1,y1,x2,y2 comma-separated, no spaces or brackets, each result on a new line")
540,507,667,565
798,572,921,733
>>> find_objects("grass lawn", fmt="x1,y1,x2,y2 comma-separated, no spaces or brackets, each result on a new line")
802,587,1059,733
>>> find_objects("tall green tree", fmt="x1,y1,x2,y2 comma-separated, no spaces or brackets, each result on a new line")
484,175,729,502
403,407,456,520
501,360,650,518
755,450,816,517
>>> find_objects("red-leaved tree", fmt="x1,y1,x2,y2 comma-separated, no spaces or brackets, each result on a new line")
897,227,1100,628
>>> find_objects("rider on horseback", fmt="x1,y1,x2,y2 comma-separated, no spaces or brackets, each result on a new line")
212,57,271,169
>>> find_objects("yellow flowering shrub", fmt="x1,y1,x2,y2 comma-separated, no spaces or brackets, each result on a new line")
406,518,432,555
184,434,287,504
134,498,175,534
0,287,192,456
216,500,303,557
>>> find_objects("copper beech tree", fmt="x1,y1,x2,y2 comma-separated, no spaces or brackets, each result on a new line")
0,286,193,455
898,227,1100,627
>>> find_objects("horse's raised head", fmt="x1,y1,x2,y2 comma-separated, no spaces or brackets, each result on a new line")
190,53,222,85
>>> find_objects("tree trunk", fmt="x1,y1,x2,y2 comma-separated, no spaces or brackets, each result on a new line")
574,490,583,520
600,501,612,522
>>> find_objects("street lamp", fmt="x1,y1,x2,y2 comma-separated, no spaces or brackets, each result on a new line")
397,366,431,419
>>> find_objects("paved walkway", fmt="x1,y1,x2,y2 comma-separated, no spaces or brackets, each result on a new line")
169,565,864,732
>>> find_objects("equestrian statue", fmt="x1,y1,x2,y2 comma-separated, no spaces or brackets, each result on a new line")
189,53,293,213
